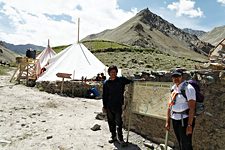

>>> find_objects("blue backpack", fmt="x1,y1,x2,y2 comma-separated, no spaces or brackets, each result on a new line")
180,80,205,116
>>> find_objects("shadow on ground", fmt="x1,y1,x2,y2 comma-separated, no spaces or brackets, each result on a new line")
113,141,141,150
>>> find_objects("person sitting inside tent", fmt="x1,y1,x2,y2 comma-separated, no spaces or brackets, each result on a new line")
95,73,101,81
100,73,106,81
86,87,100,99
40,67,46,74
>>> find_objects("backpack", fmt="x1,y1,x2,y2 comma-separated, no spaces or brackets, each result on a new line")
180,80,205,116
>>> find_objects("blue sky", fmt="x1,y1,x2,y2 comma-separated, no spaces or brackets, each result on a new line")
0,0,224,46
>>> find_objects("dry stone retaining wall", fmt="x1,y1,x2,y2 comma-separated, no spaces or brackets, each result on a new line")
123,70,225,150
36,81,103,98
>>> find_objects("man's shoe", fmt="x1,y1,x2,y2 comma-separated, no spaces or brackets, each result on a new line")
108,137,117,143
118,138,125,144
118,139,127,147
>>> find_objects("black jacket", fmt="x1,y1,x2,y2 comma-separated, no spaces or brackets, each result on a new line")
103,77,132,110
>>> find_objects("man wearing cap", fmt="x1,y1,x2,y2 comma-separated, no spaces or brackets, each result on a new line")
165,69,196,150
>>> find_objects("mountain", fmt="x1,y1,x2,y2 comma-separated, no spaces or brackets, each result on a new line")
199,25,225,46
1,41,45,55
0,41,18,63
182,28,206,37
83,8,213,61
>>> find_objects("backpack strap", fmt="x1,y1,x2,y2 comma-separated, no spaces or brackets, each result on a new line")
180,81,188,101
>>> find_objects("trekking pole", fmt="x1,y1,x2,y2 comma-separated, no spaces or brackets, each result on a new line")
126,82,134,143
164,130,169,150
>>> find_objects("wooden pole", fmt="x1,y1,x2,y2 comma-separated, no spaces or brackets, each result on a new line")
126,82,134,143
77,18,80,43
10,66,19,82
60,78,65,95
165,130,169,150
48,39,50,47
26,62,29,85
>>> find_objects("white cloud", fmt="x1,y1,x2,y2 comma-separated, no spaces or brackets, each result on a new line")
217,0,225,5
167,0,203,18
0,0,137,46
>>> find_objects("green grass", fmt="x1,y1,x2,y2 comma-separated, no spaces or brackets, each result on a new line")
50,40,206,76
52,40,131,53
82,40,130,51
0,66,8,75
52,40,158,54
53,44,71,53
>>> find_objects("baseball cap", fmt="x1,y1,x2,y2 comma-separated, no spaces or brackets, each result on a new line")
171,70,183,77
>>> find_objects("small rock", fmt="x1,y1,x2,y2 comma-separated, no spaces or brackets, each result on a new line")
144,142,154,149
97,145,104,148
46,136,53,139
91,124,101,131
21,123,26,127
0,139,11,144
159,144,172,150
95,113,107,120
32,113,37,115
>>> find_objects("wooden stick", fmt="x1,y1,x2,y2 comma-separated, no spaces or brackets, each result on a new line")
10,66,19,82
126,82,134,143
60,78,65,94
165,130,169,150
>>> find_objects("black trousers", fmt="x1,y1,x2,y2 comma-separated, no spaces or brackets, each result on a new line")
106,108,123,140
172,117,195,150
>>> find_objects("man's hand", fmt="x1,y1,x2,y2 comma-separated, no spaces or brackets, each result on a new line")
186,125,193,135
165,122,170,131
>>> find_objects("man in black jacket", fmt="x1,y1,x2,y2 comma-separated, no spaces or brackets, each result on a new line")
102,65,132,143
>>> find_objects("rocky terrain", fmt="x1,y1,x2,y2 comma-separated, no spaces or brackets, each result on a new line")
182,28,206,37
0,42,18,64
83,8,214,60
199,25,225,46
0,70,168,150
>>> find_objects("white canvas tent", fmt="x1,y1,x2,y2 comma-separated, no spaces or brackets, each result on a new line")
36,43,107,82
37,40,56,68
36,40,56,76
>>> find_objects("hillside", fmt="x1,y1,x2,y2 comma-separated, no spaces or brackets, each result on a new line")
52,41,208,76
182,28,206,37
1,41,45,55
0,42,18,63
83,8,213,61
199,25,225,46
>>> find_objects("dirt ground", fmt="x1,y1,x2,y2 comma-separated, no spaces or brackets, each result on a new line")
0,71,159,150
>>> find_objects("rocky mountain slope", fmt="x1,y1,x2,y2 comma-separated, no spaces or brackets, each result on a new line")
0,41,18,63
199,25,225,46
1,41,45,55
83,8,213,61
182,28,206,37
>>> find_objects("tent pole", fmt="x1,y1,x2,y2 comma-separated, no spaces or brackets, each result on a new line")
77,18,80,43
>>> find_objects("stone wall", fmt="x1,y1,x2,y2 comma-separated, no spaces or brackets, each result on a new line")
36,81,103,98
123,70,225,150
